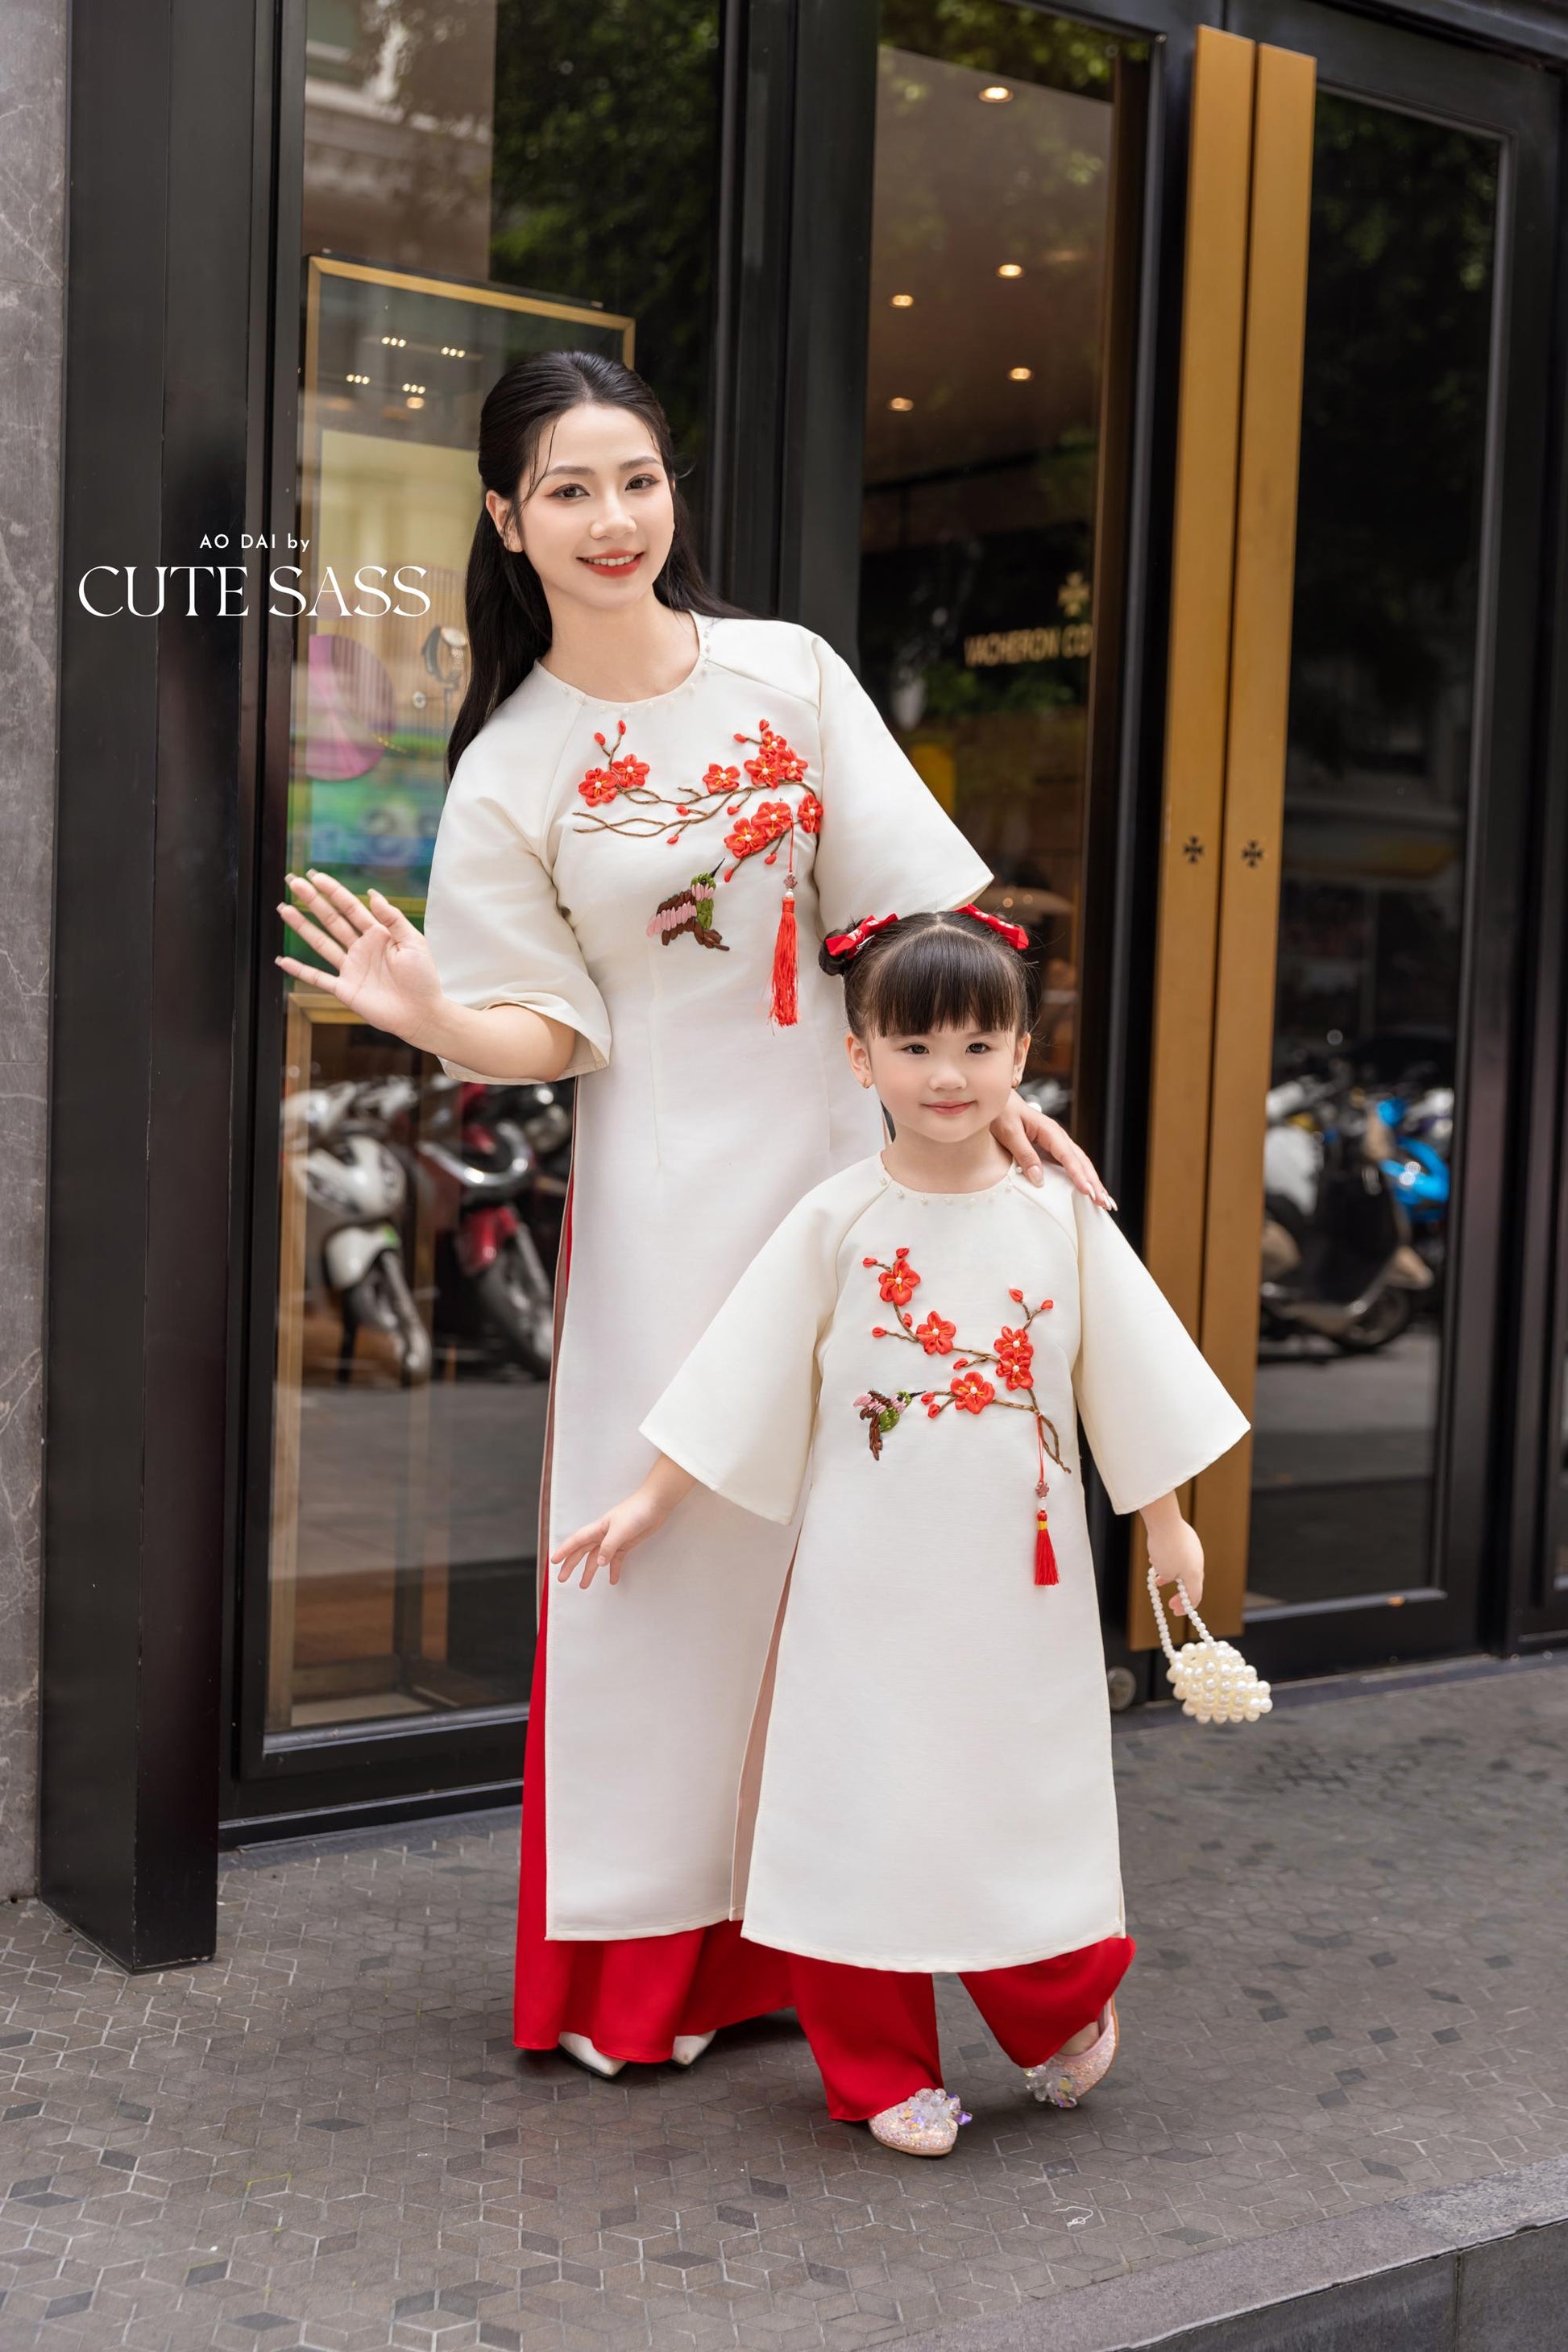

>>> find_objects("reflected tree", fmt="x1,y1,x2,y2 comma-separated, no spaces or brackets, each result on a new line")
1289,97,1497,791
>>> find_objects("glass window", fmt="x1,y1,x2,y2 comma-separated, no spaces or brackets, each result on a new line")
1246,97,1497,1616
859,2,1145,1125
264,1,723,1738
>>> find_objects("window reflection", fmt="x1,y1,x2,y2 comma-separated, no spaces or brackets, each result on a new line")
1246,97,1497,1616
859,3,1143,1122
266,2,721,1736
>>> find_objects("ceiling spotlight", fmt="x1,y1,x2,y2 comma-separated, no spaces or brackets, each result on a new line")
405,395,425,409
1008,366,1033,381
890,292,915,308
889,396,915,412
979,83,1012,102
997,263,1024,279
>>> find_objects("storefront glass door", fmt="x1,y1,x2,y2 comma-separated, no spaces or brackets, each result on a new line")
857,1,1148,1140
242,0,725,1788
1140,3,1555,1676
1244,85,1495,1619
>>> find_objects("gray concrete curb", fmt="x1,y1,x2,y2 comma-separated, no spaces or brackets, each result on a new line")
911,2153,1568,2350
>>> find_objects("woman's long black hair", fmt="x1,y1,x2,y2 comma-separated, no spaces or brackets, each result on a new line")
446,349,741,778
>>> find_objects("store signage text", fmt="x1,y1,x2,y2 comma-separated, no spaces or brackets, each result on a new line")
964,623,1094,667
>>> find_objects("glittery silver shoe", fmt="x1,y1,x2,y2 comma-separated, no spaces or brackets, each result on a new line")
1024,2000,1118,2109
869,2087,971,2156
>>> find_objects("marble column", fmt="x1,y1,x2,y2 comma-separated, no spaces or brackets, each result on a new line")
0,0,67,1896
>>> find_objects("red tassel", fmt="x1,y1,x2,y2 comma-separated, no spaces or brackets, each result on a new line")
771,882,799,1026
1034,1508,1059,1587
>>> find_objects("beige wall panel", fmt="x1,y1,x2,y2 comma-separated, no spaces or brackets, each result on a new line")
1193,42,1317,1634
1129,27,1255,1651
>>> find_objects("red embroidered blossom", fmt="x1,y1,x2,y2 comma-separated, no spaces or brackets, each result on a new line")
702,762,740,795
913,1311,956,1356
724,800,794,860
994,1325,1035,1391
741,720,808,790
949,1371,996,1414
796,790,823,835
577,753,650,807
877,1249,920,1309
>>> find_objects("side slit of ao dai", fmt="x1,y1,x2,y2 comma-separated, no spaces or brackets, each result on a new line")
422,616,991,2059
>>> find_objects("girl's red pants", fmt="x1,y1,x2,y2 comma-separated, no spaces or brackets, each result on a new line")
790,1938,1135,2121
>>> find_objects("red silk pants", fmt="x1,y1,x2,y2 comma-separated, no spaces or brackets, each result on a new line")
512,1578,792,2062
790,1937,1135,2121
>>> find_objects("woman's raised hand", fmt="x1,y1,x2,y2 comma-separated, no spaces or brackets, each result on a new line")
276,870,446,1045
993,1091,1116,1210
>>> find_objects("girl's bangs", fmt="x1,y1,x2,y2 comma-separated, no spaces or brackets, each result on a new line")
860,925,1032,1037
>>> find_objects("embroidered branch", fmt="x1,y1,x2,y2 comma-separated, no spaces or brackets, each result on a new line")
857,1254,1071,1586
571,718,820,1024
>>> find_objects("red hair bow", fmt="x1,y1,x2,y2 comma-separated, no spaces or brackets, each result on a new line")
956,903,1030,954
822,911,899,963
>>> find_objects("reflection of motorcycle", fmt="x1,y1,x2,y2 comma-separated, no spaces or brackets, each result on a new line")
290,1077,432,1386
1260,1076,1431,1353
1371,1087,1452,1291
417,1081,570,1379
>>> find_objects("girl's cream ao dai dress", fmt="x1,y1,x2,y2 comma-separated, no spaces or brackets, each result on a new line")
423,616,989,1940
642,1159,1249,1971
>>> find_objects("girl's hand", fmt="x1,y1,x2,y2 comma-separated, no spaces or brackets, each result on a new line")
993,1092,1115,1209
276,870,446,1043
551,1493,663,1589
550,1456,697,1590
1147,1512,1205,1616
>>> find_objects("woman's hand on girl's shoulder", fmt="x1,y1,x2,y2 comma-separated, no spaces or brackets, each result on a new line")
993,1091,1115,1209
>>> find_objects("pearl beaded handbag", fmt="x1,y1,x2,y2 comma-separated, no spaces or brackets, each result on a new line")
1146,1565,1273,1724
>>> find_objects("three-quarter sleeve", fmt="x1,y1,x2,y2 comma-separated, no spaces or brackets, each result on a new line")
424,752,611,1083
810,637,992,933
640,1183,853,1525
1070,1189,1249,1516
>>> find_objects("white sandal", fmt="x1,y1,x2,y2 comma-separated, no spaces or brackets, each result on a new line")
670,2031,716,2067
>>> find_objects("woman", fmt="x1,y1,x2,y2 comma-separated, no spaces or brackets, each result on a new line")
277,351,1111,2077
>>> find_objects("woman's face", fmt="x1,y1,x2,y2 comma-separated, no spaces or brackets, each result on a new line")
487,400,677,617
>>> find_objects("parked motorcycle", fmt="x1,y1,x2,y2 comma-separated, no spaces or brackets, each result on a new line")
1260,1073,1431,1353
416,1079,570,1378
288,1075,432,1387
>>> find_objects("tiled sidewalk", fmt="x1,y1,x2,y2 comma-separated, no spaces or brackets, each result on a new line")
0,1655,1564,2350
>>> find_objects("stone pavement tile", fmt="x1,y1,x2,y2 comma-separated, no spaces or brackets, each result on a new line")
0,1660,1563,2346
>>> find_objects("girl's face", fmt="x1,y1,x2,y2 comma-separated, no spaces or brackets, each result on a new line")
486,400,676,616
848,1021,1029,1144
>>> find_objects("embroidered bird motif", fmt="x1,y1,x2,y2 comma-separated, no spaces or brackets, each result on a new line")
647,873,729,952
855,1389,905,1461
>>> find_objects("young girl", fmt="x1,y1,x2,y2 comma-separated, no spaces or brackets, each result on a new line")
552,909,1247,2152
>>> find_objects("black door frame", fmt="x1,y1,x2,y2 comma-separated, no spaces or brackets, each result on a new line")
42,0,1568,1970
